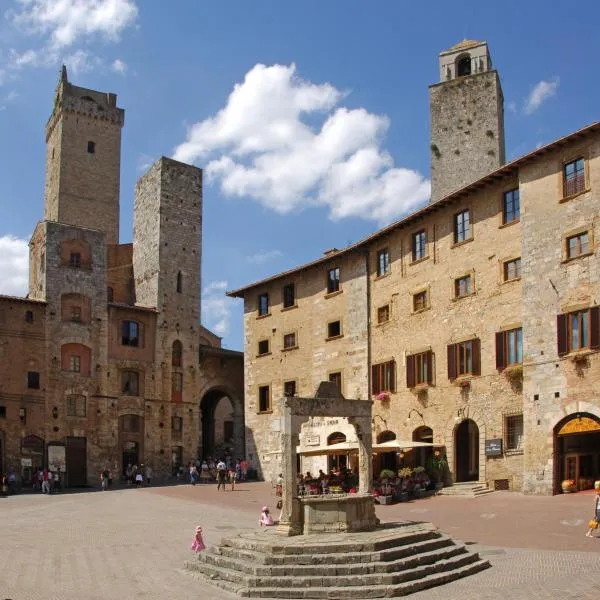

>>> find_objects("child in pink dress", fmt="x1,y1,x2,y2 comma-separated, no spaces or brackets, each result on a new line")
190,525,206,552
259,506,275,526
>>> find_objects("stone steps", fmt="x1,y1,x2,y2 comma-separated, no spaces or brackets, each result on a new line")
184,524,490,598
438,482,493,497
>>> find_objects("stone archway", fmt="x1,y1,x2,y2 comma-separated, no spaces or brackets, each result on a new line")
455,419,479,482
199,384,244,461
444,408,486,484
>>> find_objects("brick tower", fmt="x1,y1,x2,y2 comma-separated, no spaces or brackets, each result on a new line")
44,66,124,244
429,40,505,202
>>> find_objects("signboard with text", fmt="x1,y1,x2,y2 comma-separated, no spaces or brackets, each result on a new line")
485,438,503,457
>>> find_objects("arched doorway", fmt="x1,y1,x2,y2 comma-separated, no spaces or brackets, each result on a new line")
327,431,347,472
377,430,397,473
119,414,144,476
200,388,243,461
455,419,479,482
554,412,600,493
413,426,433,473
456,54,472,77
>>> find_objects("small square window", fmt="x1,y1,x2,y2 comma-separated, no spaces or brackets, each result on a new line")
376,248,390,277
67,394,86,417
563,158,585,197
283,332,297,349
258,339,270,355
502,189,520,224
412,230,427,261
283,380,296,397
413,290,428,312
503,258,521,281
122,370,140,395
454,210,472,244
505,414,524,451
327,267,340,294
71,306,82,322
27,371,40,389
25,310,34,323
327,320,342,339
258,293,269,317
377,305,390,324
87,141,95,154
69,253,81,268
454,275,472,298
566,232,590,259
69,356,81,373
121,321,140,346
172,416,183,432
258,385,271,412
282,283,295,308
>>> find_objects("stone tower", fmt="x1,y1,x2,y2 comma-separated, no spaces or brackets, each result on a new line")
44,66,124,244
429,40,505,202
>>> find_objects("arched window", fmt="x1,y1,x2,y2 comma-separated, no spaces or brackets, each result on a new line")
121,370,140,396
172,340,183,367
176,271,183,293
327,432,346,445
457,55,471,77
377,430,397,444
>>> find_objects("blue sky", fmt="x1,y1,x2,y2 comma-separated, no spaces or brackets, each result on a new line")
0,0,599,350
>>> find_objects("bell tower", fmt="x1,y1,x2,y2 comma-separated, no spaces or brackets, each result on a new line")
44,66,124,244
429,40,505,202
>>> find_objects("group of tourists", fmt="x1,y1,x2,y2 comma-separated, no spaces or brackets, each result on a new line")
1,471,20,496
122,463,152,488
186,457,249,490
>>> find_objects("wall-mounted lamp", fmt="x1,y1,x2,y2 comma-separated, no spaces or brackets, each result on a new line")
405,408,424,427
371,415,387,428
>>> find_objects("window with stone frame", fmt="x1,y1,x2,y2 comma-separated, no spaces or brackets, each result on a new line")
503,257,521,281
258,339,270,355
258,385,271,413
413,290,429,312
25,310,34,323
282,283,296,308
447,339,481,379
66,394,87,417
121,414,141,433
327,267,340,294
70,305,82,322
454,274,473,298
412,230,427,261
504,413,524,452
172,340,183,367
496,328,523,369
121,320,140,346
502,189,520,224
557,307,600,355
172,372,183,402
283,332,297,350
566,231,590,260
406,351,433,388
454,209,472,244
172,416,183,440
27,371,40,389
372,361,396,394
121,370,140,396
258,293,269,317
563,158,585,197
69,252,81,268
377,304,390,324
87,140,96,154
376,248,390,277
283,380,297,397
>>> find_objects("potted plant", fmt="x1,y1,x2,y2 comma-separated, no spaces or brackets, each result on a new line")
503,364,523,383
376,391,390,402
561,479,577,493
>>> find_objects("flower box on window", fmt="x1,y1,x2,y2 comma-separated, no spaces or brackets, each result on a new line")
503,364,523,382
375,391,390,401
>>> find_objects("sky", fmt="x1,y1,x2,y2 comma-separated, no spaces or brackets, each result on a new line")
0,0,599,350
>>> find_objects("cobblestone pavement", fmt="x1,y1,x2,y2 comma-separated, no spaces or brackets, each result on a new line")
1,483,599,599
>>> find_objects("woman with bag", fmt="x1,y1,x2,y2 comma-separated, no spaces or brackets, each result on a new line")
585,481,600,537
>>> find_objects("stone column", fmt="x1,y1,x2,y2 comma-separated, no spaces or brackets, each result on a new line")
232,409,245,460
276,405,303,536
356,417,372,494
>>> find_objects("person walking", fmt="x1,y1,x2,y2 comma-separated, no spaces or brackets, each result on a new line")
145,464,153,486
585,481,600,537
240,458,248,481
41,469,51,494
216,459,227,491
100,469,109,491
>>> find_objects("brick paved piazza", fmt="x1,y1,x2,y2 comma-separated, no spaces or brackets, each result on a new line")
1,483,599,600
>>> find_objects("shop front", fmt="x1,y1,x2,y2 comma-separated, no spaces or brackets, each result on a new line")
20,435,44,486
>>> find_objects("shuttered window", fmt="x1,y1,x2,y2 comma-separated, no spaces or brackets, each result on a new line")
496,328,523,370
557,307,600,355
372,361,396,395
447,339,481,379
406,351,433,388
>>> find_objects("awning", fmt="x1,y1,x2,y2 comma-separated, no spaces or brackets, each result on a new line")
297,441,359,456
372,440,435,453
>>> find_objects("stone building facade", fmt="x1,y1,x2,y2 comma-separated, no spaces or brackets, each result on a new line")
0,68,244,486
228,40,600,495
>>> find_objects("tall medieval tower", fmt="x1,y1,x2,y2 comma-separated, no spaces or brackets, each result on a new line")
44,66,123,245
429,40,505,202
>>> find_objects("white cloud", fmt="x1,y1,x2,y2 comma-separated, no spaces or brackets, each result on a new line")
0,235,29,296
524,77,559,115
137,153,155,173
111,57,126,73
63,49,101,74
202,281,231,336
9,0,138,49
173,64,430,223
507,101,517,115
246,249,283,265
